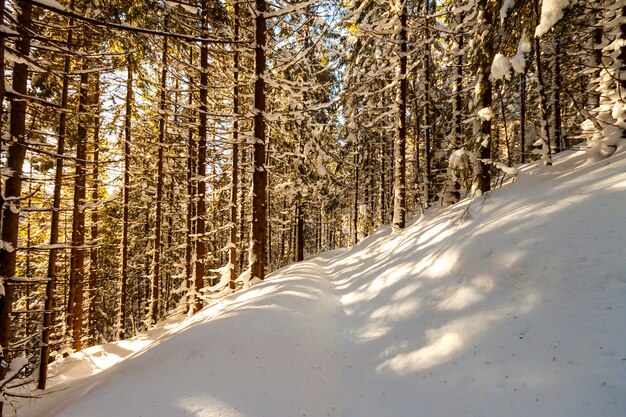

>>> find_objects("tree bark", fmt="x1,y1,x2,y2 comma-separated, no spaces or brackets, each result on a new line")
88,74,101,346
67,64,90,352
249,0,268,280
474,0,494,194
228,0,240,289
150,17,168,324
119,56,132,338
423,0,433,203
39,0,74,388
392,1,407,229
185,50,196,309
533,0,552,165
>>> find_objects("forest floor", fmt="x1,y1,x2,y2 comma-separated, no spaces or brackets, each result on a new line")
16,148,626,417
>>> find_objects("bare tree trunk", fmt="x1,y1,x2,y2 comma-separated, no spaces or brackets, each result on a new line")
423,0,433,204
445,17,464,206
119,56,132,338
67,63,90,352
239,149,246,271
296,203,304,262
533,0,552,165
249,0,268,280
552,37,563,152
185,49,196,310
379,136,386,225
0,1,32,378
194,2,210,311
474,0,494,194
352,150,359,245
88,75,101,346
228,0,240,289
151,19,168,324
39,0,73,388
392,1,407,229
520,71,527,163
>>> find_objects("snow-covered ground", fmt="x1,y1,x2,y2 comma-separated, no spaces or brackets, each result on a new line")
17,149,626,416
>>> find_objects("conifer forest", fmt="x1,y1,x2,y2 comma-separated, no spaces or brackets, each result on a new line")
0,0,624,414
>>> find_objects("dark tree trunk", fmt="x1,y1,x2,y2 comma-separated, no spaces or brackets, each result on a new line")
552,37,563,152
88,75,101,346
0,1,31,373
352,150,359,245
119,56,132,339
39,0,73,388
185,50,196,308
195,1,209,311
228,0,240,289
249,0,268,280
533,0,552,165
151,20,168,324
68,65,90,352
474,0,494,194
423,0,433,203
520,71,527,163
296,203,304,262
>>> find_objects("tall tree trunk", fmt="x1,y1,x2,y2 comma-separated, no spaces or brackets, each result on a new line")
392,1,407,229
552,37,563,153
67,64,90,352
39,0,74,389
473,0,494,194
195,1,209,310
423,0,433,204
151,19,168,324
88,75,101,346
0,2,31,375
249,0,268,280
119,56,132,338
185,49,196,311
446,18,463,206
533,0,552,165
228,0,240,289
239,148,246,271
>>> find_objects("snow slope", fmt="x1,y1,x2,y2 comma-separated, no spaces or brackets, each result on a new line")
18,149,626,416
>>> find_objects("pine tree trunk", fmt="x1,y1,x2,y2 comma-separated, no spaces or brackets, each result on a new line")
185,49,195,310
151,22,168,324
552,37,563,152
39,0,73,388
228,1,240,289
446,19,463,205
249,0,268,280
0,1,31,377
533,0,552,165
474,0,494,194
67,64,90,352
296,203,304,262
352,150,359,245
88,75,101,346
423,0,433,204
195,2,210,310
618,4,626,140
239,148,246,271
119,56,132,338
520,71,527,163
392,2,407,229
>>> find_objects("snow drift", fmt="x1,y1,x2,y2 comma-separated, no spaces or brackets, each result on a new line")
19,149,626,416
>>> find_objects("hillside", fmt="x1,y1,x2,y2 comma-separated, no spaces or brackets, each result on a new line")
18,149,626,417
